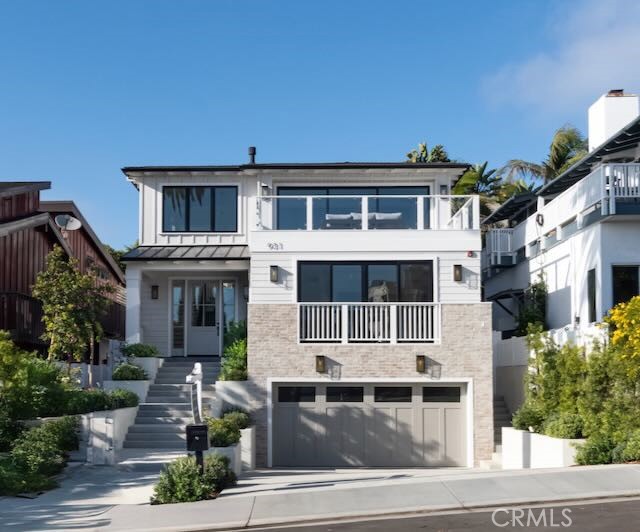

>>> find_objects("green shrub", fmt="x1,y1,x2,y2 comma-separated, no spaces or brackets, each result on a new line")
224,321,246,347
12,428,65,476
206,417,241,447
0,459,53,496
150,454,236,504
0,405,25,452
543,412,584,439
222,410,251,430
621,430,640,462
219,339,247,381
575,434,616,465
512,402,545,432
63,388,112,414
108,388,139,409
112,363,147,381
39,416,79,452
121,343,159,358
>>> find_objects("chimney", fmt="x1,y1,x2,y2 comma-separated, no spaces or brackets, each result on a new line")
248,146,256,165
588,90,640,151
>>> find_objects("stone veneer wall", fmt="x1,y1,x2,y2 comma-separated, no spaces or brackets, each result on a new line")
246,303,493,467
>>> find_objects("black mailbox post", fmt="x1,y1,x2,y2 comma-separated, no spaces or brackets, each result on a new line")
186,424,209,474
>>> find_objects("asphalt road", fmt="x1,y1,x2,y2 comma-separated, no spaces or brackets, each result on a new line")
254,498,640,531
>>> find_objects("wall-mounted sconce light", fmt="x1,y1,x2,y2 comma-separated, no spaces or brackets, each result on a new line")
453,264,463,282
467,250,474,258
575,315,581,326
270,265,279,283
416,355,426,373
315,355,326,373
243,286,249,301
261,184,272,197
439,184,449,195
151,285,159,299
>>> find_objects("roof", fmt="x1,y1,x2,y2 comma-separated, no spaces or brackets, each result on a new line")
0,181,50,198
538,114,640,197
122,162,470,174
122,245,250,261
39,201,125,285
0,212,73,255
482,192,537,224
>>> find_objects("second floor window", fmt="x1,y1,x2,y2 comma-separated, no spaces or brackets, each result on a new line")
163,186,237,232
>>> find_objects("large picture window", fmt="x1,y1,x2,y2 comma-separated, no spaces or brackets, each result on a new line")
163,186,237,232
612,266,639,307
298,261,433,302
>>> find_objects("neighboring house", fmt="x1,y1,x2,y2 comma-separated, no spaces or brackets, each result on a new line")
0,182,126,355
483,90,640,413
122,157,492,468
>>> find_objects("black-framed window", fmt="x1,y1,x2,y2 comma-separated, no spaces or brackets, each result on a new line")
278,386,316,403
374,386,413,402
612,266,639,307
587,268,597,323
422,387,461,402
277,186,431,230
326,386,364,402
298,261,433,303
162,186,237,232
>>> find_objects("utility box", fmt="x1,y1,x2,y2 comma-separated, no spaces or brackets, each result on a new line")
186,424,209,452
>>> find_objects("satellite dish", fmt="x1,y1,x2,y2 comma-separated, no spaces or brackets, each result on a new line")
54,214,82,231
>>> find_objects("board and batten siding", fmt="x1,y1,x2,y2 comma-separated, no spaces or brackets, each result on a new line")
249,251,480,304
138,174,256,246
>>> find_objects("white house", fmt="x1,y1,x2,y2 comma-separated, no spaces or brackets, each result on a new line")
122,156,493,468
484,90,640,413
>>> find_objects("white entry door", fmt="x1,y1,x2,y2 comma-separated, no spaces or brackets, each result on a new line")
186,280,220,356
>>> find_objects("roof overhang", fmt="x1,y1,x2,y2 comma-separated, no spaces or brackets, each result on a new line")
0,212,73,255
122,245,250,262
0,181,51,198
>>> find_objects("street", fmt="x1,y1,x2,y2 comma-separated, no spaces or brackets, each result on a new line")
251,499,640,531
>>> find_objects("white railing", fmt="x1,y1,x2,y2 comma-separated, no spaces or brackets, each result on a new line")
186,363,203,424
606,164,640,214
298,303,440,343
484,228,516,268
256,195,479,231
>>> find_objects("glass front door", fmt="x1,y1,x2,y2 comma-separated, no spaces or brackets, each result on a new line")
187,281,219,356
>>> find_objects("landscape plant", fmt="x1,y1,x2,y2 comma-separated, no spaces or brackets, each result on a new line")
111,362,147,380
150,454,236,504
222,409,251,430
206,417,241,447
120,343,160,358
219,338,247,381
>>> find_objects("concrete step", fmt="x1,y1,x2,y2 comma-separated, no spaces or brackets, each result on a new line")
136,409,193,418
123,440,187,449
133,416,193,424
128,424,189,434
116,449,187,472
126,432,187,442
145,394,191,402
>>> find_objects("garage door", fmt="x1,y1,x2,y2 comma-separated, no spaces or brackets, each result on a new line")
272,383,466,467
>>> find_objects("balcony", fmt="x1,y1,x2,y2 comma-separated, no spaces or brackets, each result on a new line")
298,302,440,344
483,228,517,269
256,195,479,231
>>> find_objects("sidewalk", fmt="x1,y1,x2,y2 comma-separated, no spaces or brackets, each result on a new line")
2,464,640,531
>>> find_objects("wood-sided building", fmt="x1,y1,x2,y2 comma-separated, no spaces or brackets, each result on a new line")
0,182,125,356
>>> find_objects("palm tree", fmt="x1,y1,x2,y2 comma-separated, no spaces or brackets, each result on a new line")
452,162,504,217
502,126,587,183
406,142,451,163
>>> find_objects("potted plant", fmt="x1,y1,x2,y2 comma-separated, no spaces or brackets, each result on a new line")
222,410,255,471
103,362,150,402
120,343,164,380
205,417,241,475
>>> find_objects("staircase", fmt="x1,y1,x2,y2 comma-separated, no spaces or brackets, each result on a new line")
493,395,512,448
118,357,219,469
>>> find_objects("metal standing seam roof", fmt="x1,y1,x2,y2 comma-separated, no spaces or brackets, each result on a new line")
121,245,250,261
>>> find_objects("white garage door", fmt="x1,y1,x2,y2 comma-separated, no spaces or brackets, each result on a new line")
272,383,466,467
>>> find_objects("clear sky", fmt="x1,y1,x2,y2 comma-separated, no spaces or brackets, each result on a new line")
1,0,638,248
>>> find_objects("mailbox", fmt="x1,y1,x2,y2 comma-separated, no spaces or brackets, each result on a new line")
186,424,209,452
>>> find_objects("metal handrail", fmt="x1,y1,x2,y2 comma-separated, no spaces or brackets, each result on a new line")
186,363,203,424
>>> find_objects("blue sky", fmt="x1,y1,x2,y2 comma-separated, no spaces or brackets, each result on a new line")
1,0,638,248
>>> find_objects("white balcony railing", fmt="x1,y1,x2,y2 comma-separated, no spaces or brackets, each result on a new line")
298,303,440,343
484,228,516,268
256,195,479,231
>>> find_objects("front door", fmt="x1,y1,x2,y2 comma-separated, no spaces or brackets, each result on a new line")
187,280,219,356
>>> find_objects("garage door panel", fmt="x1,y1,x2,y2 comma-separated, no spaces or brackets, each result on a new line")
370,407,395,466
444,407,465,466
422,407,443,463
324,406,366,466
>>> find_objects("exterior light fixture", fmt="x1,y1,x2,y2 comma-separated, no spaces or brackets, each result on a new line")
453,264,463,282
467,250,474,258
243,286,249,301
416,355,426,373
270,265,279,283
315,355,326,373
151,285,159,299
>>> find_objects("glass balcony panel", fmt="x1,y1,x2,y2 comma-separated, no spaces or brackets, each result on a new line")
275,197,307,230
313,197,362,230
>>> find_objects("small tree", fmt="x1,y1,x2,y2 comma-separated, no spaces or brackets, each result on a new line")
516,274,547,335
406,142,451,163
32,246,113,373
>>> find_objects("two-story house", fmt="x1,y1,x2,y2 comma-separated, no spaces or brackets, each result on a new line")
484,90,640,413
122,157,493,468
0,181,126,356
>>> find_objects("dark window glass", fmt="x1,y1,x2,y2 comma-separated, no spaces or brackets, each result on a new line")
326,386,364,402
612,266,639,307
368,264,398,302
422,387,461,402
163,187,187,231
214,187,238,232
400,263,433,302
299,264,331,302
587,268,597,323
278,386,316,402
189,187,211,231
332,265,362,302
374,386,412,402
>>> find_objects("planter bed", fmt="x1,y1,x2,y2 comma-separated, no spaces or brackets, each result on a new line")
502,427,586,469
103,380,150,402
205,444,242,476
